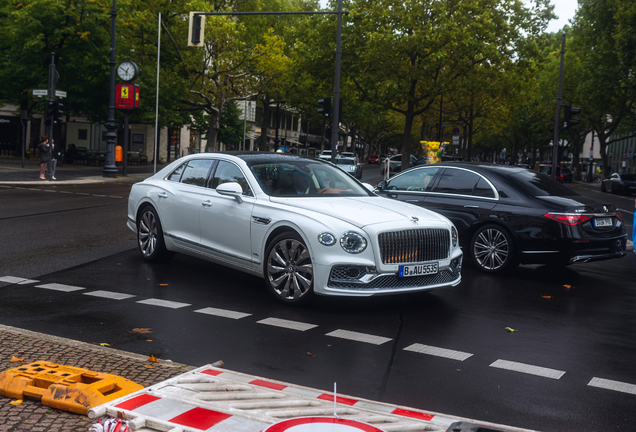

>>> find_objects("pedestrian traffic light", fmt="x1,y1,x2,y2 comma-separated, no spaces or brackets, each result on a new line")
563,105,581,128
188,12,205,47
317,97,331,117
54,102,64,123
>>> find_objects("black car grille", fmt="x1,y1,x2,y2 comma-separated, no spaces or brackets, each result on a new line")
378,229,450,264
328,258,461,290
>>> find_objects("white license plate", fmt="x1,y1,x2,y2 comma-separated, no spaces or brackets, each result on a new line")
594,218,612,227
399,263,439,277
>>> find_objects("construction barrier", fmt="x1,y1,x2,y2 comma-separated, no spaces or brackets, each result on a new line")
0,361,144,415
88,365,534,432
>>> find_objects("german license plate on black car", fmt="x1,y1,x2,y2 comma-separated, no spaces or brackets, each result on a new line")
594,218,612,227
399,263,438,277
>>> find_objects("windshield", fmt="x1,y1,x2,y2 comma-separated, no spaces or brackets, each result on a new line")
507,170,580,197
249,160,372,197
336,158,356,166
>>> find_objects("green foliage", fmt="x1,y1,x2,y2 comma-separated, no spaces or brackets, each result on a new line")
218,100,245,147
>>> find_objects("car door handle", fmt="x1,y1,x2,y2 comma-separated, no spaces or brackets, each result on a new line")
464,205,479,208
158,192,168,198
202,200,213,207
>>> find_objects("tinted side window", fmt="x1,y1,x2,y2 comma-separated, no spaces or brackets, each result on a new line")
211,161,251,195
474,177,496,198
386,167,441,192
431,169,480,195
166,162,186,182
180,159,213,187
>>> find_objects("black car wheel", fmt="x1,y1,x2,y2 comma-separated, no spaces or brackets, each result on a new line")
601,181,606,192
470,224,517,273
264,232,314,305
137,206,174,262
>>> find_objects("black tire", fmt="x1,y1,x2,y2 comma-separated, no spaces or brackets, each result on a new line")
601,182,606,192
470,224,518,273
137,206,174,262
610,183,616,194
264,232,314,305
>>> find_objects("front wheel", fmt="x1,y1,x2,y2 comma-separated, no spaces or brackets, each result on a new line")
470,224,517,273
264,232,314,305
137,206,174,262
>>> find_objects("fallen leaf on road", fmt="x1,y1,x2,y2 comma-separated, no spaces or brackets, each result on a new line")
505,327,516,333
146,340,153,342
144,365,155,369
541,295,552,299
10,356,23,362
17,351,24,354
100,343,110,347
131,328,152,334
304,352,316,357
159,284,169,286
563,284,573,289
148,355,161,363
9,399,23,406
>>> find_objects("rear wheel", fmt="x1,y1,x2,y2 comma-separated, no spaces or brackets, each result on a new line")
137,206,174,262
470,224,517,273
264,232,314,305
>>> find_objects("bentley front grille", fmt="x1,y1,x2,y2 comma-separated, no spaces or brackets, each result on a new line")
378,228,450,264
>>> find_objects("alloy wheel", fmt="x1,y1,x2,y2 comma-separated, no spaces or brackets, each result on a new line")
138,209,158,258
266,238,313,301
473,228,510,271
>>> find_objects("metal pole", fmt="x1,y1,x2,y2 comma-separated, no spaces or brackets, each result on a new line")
103,0,118,177
330,0,343,165
154,12,161,174
552,32,566,181
438,94,443,142
48,53,55,156
275,102,280,151
123,112,129,176
243,99,247,151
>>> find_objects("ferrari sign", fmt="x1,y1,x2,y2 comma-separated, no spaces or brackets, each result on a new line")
115,84,140,110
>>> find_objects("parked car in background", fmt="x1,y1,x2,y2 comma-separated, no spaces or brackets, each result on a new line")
538,164,564,183
335,157,363,180
381,154,418,173
602,173,636,194
340,152,358,162
128,153,463,304
368,154,380,164
318,150,338,161
516,163,532,170
374,162,627,273
561,166,573,183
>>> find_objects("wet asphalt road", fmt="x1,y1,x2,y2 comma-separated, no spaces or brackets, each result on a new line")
1,165,635,432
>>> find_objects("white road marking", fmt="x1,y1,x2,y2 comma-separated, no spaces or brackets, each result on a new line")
84,290,136,300
13,187,26,190
0,276,39,285
28,188,41,191
404,343,473,361
257,317,317,331
35,283,85,292
0,185,11,188
76,193,89,195
59,191,72,194
490,359,565,379
92,194,107,197
43,190,57,192
136,298,191,309
195,307,251,320
109,196,123,198
326,329,392,345
588,377,636,395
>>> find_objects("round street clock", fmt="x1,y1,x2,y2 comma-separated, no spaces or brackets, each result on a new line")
117,61,139,82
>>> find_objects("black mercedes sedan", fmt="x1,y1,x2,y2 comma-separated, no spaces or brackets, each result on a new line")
374,162,628,273
601,172,636,194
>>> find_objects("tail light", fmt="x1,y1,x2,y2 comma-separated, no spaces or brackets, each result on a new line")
617,213,623,222
544,213,593,225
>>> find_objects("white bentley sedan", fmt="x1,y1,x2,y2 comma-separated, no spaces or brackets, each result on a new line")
127,153,463,304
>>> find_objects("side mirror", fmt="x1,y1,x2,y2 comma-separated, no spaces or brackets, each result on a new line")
376,181,386,191
216,182,244,203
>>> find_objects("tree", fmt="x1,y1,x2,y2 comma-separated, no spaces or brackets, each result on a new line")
218,100,245,149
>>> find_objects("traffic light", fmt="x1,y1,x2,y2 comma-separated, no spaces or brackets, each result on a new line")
54,102,64,122
563,105,580,128
188,12,205,47
317,97,331,117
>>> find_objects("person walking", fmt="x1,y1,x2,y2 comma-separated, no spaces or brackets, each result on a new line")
45,139,59,180
37,136,50,180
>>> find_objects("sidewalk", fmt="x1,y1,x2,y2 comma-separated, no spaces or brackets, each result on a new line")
0,324,195,432
0,156,165,185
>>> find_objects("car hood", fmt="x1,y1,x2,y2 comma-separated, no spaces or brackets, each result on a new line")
536,195,618,213
269,196,449,228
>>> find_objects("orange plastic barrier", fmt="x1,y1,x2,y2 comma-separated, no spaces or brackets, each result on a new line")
0,361,144,415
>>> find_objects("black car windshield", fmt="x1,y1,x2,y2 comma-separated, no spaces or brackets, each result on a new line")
249,160,371,197
507,170,580,197
621,174,636,181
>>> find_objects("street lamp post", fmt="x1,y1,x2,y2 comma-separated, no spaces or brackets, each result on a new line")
103,0,118,177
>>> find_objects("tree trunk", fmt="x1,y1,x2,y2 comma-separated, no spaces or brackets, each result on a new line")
400,101,415,170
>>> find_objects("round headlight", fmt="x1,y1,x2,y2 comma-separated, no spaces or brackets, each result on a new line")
340,231,367,254
451,226,458,247
318,232,336,246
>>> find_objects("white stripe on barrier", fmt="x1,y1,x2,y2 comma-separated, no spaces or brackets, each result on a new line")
84,290,136,300
588,377,636,395
136,298,191,309
403,343,473,361
326,329,392,345
490,359,565,379
35,283,85,292
257,317,318,332
195,307,252,320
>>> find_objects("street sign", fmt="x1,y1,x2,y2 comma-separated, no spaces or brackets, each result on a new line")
452,127,460,136
33,89,48,97
55,90,67,98
452,135,459,144
262,417,387,432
